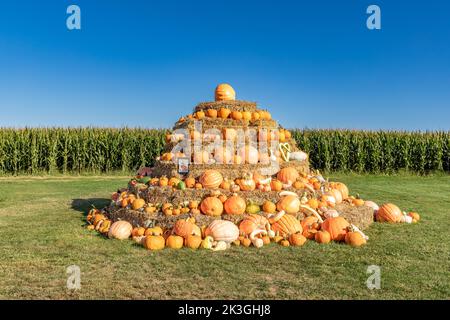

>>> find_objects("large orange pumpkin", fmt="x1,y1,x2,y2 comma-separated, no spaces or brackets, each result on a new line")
173,219,196,238
376,203,403,223
271,212,303,237
276,195,301,214
321,216,350,241
200,197,224,216
144,235,165,250
224,195,246,215
239,214,269,236
199,170,223,189
166,235,184,249
277,167,299,184
205,220,239,243
272,214,303,237
215,83,236,101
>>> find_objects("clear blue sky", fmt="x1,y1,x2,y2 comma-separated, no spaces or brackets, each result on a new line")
0,0,449,130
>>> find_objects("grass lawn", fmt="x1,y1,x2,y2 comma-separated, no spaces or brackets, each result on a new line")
0,174,449,299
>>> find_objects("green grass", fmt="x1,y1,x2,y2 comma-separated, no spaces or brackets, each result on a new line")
0,174,449,299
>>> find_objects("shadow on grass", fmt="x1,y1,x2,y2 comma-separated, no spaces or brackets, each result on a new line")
71,198,111,217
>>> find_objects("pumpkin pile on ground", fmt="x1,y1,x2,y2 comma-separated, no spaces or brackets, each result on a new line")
85,84,420,251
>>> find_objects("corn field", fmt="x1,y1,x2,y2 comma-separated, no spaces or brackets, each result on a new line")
0,128,448,175
292,129,450,174
0,128,166,175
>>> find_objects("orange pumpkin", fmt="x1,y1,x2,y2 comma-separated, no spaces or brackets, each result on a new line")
218,108,231,119
315,230,331,244
276,195,300,214
168,177,180,187
224,195,247,215
321,217,350,241
376,203,403,223
270,179,283,191
262,200,276,213
144,235,165,250
289,233,307,246
251,112,260,121
166,235,184,249
330,182,349,200
131,198,145,210
239,214,269,236
301,216,320,239
307,198,319,209
200,197,224,216
206,109,218,118
345,231,366,247
219,180,231,191
241,237,252,247
173,219,196,238
199,170,223,189
195,110,205,119
217,194,228,203
184,235,202,249
408,211,420,223
231,111,243,120
271,212,303,237
184,177,196,188
237,176,256,191
277,167,299,184
242,111,252,121
215,83,236,101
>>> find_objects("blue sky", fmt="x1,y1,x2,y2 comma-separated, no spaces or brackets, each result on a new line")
0,0,449,130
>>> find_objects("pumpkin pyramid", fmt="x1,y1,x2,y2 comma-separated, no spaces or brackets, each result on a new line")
104,84,374,231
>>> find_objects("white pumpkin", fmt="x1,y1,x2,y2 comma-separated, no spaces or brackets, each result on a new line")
289,151,308,162
204,220,239,243
364,200,379,212
324,209,340,219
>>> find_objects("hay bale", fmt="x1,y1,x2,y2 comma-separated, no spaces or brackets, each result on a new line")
107,202,373,232
335,203,374,230
150,159,310,180
173,117,278,131
194,100,257,112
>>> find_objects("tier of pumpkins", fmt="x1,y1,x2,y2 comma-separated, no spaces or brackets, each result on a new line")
86,166,420,251
161,127,295,165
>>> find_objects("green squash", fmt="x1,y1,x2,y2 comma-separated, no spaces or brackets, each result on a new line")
245,202,261,214
177,181,186,190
